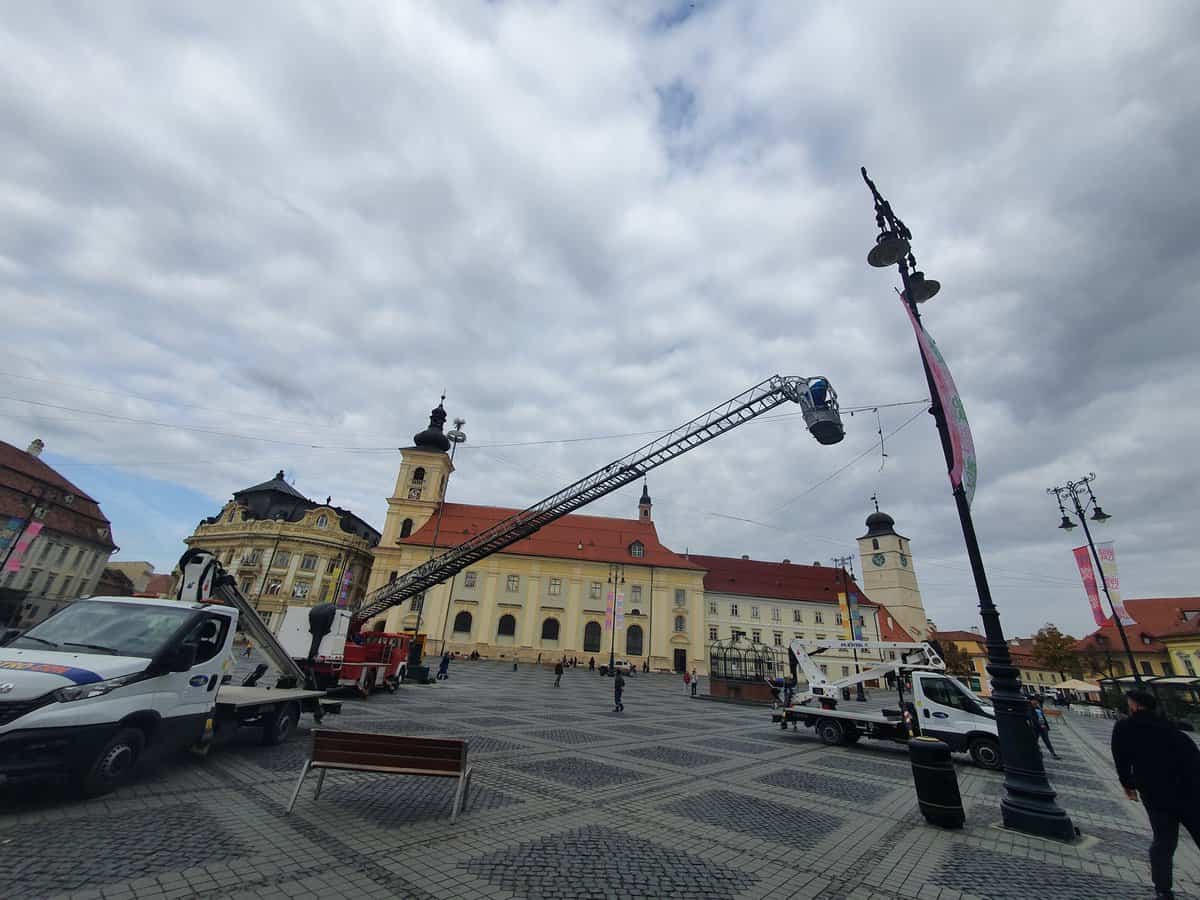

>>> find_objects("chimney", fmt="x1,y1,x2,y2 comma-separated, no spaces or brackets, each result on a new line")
969,626,981,634
813,561,821,566
741,554,750,560
26,438,44,458
782,558,791,564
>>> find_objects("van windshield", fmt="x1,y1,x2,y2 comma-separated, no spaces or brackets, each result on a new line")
10,601,196,658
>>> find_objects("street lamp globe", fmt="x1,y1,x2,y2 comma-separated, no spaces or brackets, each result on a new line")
1091,506,1111,523
867,230,910,268
1058,515,1077,531
906,271,941,303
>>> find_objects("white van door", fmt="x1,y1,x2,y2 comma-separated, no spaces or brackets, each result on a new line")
914,673,988,750
160,612,233,746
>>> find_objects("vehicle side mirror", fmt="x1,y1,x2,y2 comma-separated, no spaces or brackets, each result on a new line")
168,643,198,672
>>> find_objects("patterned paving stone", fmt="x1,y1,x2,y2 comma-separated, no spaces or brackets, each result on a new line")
457,714,529,727
976,780,1126,817
0,805,248,899
626,745,723,768
757,766,897,803
933,844,1144,900
314,771,520,825
508,757,646,788
465,825,756,899
815,753,912,780
606,722,677,737
695,736,784,755
526,727,609,746
662,788,843,843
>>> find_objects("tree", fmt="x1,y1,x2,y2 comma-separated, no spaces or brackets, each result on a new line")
938,639,975,676
1032,624,1078,676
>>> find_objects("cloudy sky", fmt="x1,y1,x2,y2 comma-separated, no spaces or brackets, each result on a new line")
3,1,1198,637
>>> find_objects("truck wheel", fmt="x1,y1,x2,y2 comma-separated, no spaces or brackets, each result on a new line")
843,730,861,745
80,728,144,797
970,736,1003,770
817,719,845,746
262,702,300,746
384,677,399,694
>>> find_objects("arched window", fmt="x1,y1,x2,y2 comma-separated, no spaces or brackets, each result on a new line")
453,611,472,634
497,614,516,637
629,541,645,558
674,615,686,633
400,519,414,538
872,538,879,550
541,618,560,641
228,509,235,523
583,621,602,652
628,608,640,617
412,467,426,483
316,514,328,528
626,624,644,656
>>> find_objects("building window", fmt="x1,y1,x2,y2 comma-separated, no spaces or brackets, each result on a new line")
888,650,897,660
835,613,844,626
242,549,261,564
872,538,879,550
407,487,422,500
793,609,803,623
674,588,686,606
257,610,272,626
412,467,426,483
1184,656,1197,677
300,554,317,571
730,603,739,617
315,514,328,528
590,582,602,600
751,606,760,620
265,579,283,595
239,578,254,593
464,572,478,588
453,611,472,634
841,666,850,677
57,545,69,564
506,575,520,593
411,594,424,611
74,547,86,567
675,615,687,633
25,568,39,590
548,578,562,596
1141,661,1153,676
292,581,311,599
400,519,414,538
497,614,517,637
629,541,644,558
816,634,826,640
38,542,52,562
388,570,398,584
773,632,783,647
819,664,828,675
43,574,57,595
814,611,824,624
542,618,560,641
751,629,761,643
327,557,340,574
626,624,644,656
272,551,290,569
709,626,719,641
794,633,803,641
771,607,780,622
224,549,235,564
708,600,717,615
631,585,642,603
583,621,602,652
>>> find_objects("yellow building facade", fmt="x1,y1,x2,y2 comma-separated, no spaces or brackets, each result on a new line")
856,509,929,642
365,404,708,672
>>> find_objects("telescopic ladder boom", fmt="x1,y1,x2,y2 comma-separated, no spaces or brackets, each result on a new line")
354,375,844,625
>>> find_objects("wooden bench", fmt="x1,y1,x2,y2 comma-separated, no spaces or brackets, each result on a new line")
286,730,473,822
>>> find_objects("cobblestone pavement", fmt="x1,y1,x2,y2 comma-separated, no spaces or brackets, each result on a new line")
2,661,1197,899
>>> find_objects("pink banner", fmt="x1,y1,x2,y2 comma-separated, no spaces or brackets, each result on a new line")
3,520,42,573
1073,546,1106,627
902,298,977,506
605,592,615,630
1095,541,1136,626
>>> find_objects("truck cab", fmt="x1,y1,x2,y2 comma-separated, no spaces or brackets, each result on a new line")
0,596,238,795
910,670,1000,767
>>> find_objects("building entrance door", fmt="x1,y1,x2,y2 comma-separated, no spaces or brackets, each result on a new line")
673,649,687,673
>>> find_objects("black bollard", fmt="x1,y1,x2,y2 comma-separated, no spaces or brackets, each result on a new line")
908,736,965,829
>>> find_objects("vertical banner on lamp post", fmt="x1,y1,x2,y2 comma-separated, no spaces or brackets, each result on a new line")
3,521,42,573
837,592,852,639
605,592,615,630
1072,547,1107,627
615,592,625,629
1095,541,1136,626
337,566,354,609
901,299,977,506
847,591,864,641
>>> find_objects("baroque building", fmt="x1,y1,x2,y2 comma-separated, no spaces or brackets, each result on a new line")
856,506,929,642
180,471,380,630
364,403,707,672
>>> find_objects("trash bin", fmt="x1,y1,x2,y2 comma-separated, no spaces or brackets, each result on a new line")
908,736,965,829
841,687,852,701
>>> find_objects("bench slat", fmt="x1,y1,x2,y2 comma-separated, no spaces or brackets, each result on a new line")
313,736,465,758
311,749,464,772
313,730,466,753
310,761,461,777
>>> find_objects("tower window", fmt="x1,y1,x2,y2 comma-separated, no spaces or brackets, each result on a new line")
464,572,477,588
412,467,426,483
872,538,879,550
400,519,414,538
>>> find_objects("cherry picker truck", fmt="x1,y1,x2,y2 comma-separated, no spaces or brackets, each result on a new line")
771,638,1004,769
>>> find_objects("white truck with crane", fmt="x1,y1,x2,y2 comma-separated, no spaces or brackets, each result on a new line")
0,373,846,794
772,638,1003,768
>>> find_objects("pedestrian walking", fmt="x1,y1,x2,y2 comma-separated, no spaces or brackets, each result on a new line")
682,669,691,694
437,652,450,680
690,668,699,697
554,661,564,687
1028,697,1059,759
1112,689,1200,900
537,652,542,665
589,657,595,672
613,672,625,712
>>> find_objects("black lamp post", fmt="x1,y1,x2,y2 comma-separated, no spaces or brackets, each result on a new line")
1047,474,1138,683
607,562,625,675
861,168,1075,841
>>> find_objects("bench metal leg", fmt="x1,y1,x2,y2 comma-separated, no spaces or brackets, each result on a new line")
313,768,327,801
451,766,473,824
286,761,311,814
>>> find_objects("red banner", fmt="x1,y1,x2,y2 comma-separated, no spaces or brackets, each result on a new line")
1095,541,1136,626
3,521,42,573
1073,546,1106,627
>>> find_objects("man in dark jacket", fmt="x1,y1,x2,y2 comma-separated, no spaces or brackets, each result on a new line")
554,660,564,687
1111,689,1200,899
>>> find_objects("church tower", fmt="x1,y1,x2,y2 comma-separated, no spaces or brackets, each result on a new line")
638,481,652,523
856,503,928,641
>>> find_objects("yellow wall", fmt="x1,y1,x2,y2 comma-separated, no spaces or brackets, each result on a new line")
1162,636,1200,678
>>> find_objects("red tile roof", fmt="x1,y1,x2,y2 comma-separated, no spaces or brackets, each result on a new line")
399,503,703,570
931,629,986,645
0,440,115,551
1076,597,1200,653
689,554,877,605
879,614,915,642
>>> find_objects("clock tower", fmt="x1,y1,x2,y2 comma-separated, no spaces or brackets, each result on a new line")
856,505,928,641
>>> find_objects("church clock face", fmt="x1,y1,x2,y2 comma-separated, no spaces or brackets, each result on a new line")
871,553,886,567
408,487,422,500
900,554,909,567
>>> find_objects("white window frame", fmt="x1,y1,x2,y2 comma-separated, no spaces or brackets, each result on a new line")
506,575,520,593
548,577,562,596
464,572,478,588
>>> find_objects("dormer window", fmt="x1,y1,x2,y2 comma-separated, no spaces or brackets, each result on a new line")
629,541,645,558
315,514,328,528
